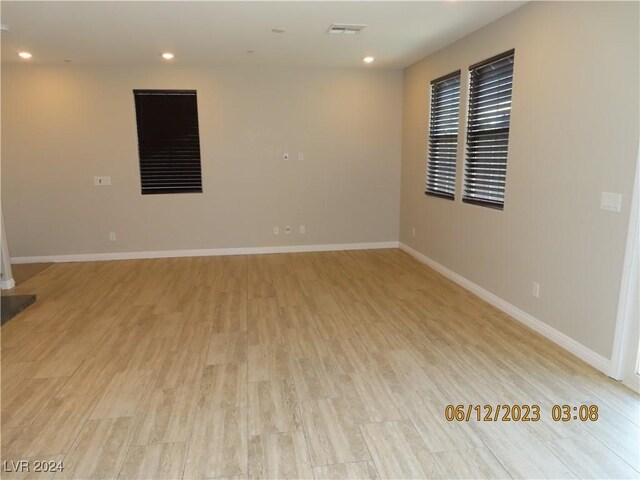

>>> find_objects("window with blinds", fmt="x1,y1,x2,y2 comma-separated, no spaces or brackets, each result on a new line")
463,49,515,209
133,90,203,195
426,71,461,200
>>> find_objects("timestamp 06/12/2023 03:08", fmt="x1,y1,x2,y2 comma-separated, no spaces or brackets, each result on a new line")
444,404,600,423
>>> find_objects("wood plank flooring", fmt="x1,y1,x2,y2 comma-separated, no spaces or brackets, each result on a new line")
1,263,52,294
1,249,638,479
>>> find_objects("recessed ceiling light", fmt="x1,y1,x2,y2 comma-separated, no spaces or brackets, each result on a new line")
271,28,285,34
18,51,32,59
363,56,374,63
161,52,174,60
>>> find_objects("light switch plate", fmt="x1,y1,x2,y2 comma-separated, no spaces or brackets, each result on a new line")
94,176,111,186
600,192,622,212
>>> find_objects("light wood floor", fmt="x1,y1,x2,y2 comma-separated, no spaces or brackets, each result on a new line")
1,249,638,479
1,263,52,296
11,263,53,286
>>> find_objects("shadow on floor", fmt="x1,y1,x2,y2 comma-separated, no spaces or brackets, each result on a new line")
1,294,36,325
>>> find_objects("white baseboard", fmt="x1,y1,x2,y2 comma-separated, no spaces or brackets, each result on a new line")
622,373,640,394
399,242,613,377
0,278,16,290
11,241,400,264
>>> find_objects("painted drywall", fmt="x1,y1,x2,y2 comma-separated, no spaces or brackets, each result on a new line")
400,1,639,359
1,66,402,255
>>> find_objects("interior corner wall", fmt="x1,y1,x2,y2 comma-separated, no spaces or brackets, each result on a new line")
400,1,640,360
1,66,402,257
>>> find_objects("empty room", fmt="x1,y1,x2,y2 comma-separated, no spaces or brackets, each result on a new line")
1,1,639,479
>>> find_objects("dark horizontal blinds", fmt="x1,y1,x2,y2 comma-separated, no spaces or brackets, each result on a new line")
426,71,461,200
133,90,202,195
463,50,515,210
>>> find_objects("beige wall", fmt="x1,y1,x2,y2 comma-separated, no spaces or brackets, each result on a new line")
2,66,402,256
401,1,639,358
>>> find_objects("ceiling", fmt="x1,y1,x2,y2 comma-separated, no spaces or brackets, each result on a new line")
1,1,525,69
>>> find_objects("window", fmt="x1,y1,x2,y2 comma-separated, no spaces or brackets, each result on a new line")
133,89,202,194
426,71,461,200
464,49,515,209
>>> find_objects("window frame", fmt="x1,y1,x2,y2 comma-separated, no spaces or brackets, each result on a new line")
133,89,203,195
425,69,462,201
462,49,515,211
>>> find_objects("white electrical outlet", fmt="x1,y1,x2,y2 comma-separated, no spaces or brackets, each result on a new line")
283,153,289,161
273,227,279,235
299,225,306,234
532,282,540,298
298,152,304,161
412,227,416,237
600,192,622,212
109,232,117,242
94,176,111,186
285,226,291,234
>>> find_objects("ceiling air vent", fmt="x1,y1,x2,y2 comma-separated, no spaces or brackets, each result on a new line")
326,23,367,35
